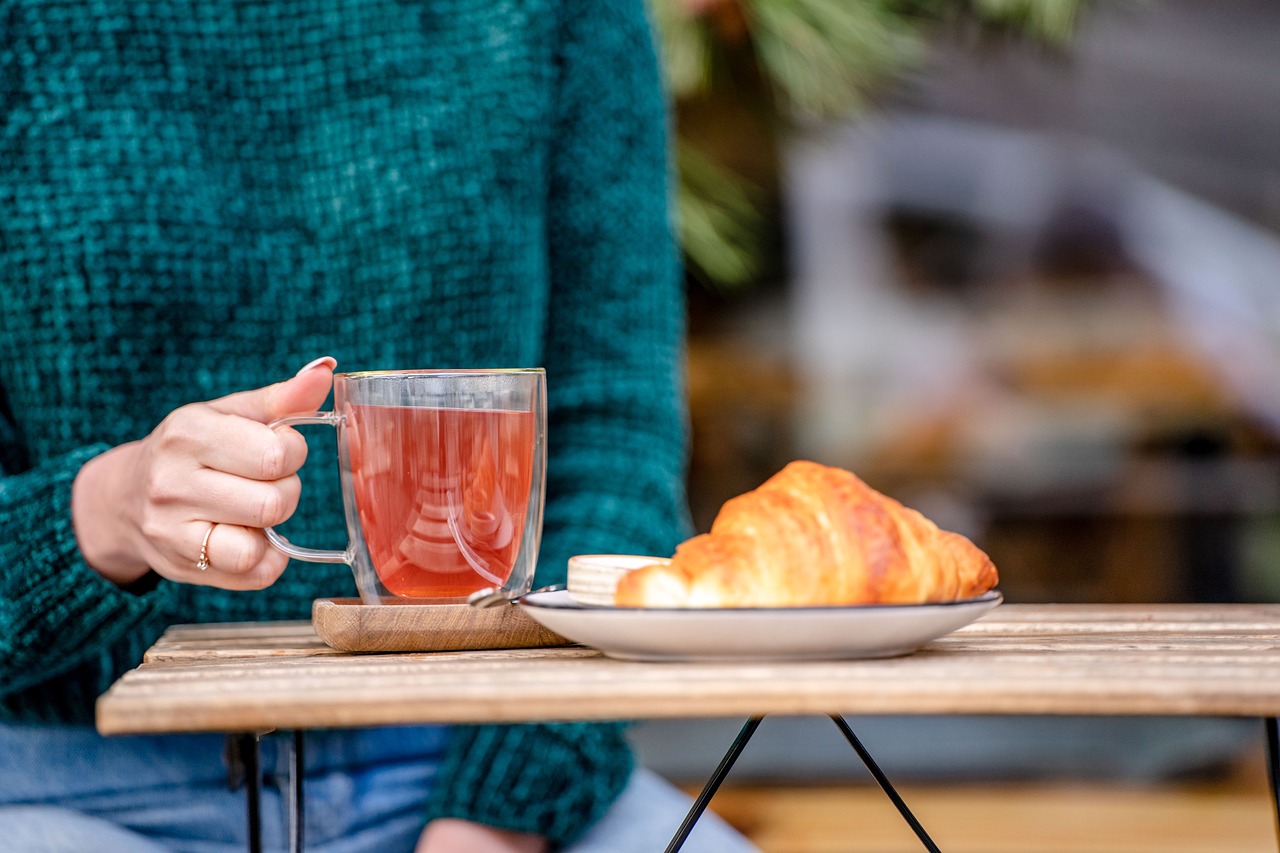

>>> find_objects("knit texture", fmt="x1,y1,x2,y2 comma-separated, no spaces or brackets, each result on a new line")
0,0,687,846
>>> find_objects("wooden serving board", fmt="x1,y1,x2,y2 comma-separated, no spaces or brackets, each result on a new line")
311,598,572,653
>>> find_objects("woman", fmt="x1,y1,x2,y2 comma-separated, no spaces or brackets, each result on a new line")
0,1,757,850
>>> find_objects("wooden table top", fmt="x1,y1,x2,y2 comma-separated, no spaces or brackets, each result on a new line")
95,603,1280,735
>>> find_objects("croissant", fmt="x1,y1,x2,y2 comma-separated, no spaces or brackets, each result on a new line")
614,460,998,608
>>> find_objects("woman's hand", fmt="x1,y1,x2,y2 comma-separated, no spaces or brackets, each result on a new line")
415,819,548,853
71,357,337,589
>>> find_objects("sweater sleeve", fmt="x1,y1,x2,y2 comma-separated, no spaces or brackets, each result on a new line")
422,720,636,848
422,0,687,847
0,438,174,715
536,0,692,585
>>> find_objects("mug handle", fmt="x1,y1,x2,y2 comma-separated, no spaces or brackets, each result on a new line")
263,411,350,565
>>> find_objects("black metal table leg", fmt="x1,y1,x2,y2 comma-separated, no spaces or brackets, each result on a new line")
288,730,306,853
232,732,263,853
663,717,764,853
831,715,942,852
1266,717,1280,850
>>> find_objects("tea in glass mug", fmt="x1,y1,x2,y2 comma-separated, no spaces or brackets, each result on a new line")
265,369,546,604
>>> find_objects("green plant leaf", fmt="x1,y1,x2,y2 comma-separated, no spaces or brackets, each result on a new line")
747,0,924,119
651,0,1097,292
676,143,764,291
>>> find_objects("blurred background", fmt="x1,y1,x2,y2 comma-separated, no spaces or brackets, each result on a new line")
631,0,1280,849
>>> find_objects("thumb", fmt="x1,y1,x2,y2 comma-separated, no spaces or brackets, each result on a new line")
209,356,337,424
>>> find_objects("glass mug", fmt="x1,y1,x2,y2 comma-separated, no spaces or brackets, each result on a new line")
265,368,547,605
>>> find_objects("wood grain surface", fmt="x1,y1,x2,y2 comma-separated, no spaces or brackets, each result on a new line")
97,604,1280,735
310,598,572,652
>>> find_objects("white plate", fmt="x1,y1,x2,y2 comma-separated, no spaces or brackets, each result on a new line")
518,589,1003,662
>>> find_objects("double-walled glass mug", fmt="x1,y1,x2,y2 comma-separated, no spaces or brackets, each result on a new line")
266,368,547,605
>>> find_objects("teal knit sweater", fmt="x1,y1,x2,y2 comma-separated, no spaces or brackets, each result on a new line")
0,0,690,846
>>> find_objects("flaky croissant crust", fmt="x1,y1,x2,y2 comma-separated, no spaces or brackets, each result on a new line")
614,460,998,608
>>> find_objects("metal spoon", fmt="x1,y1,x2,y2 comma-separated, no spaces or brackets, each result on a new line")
467,584,565,608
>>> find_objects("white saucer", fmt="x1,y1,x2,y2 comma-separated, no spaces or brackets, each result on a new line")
518,590,1003,662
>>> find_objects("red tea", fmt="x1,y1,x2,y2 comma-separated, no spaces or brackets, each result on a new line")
348,404,537,599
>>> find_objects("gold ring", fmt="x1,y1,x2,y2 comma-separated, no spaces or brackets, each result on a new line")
196,523,216,572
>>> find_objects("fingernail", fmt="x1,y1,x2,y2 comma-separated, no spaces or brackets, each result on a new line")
296,356,337,376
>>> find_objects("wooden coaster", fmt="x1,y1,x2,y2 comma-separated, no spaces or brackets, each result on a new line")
312,598,572,653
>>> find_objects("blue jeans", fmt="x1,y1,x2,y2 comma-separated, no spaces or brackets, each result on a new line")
0,723,758,853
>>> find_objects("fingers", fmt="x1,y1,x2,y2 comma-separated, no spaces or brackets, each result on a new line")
118,357,339,593
181,404,310,481
182,522,290,590
196,357,333,479
210,356,336,424
149,360,324,520
197,468,303,529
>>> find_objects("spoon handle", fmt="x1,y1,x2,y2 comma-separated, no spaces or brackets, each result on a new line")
467,584,566,608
